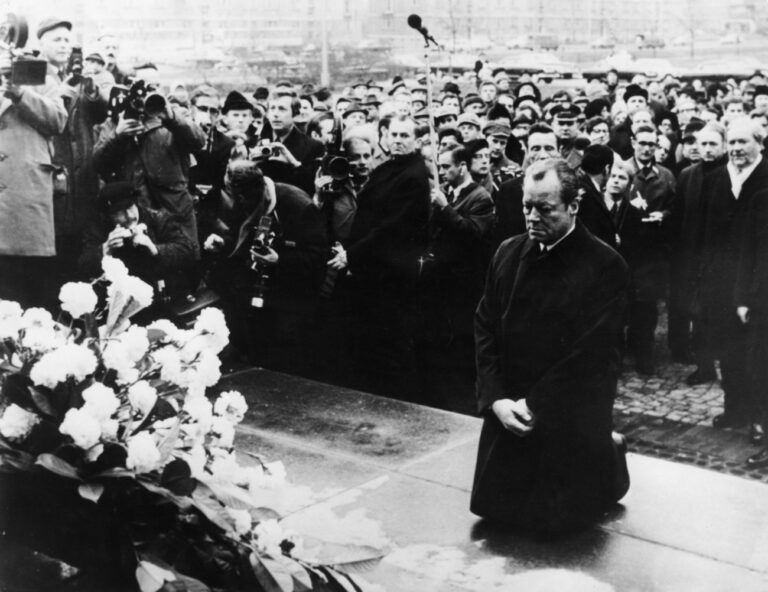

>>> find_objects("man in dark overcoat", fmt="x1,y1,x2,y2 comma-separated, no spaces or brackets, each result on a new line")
471,158,630,535
328,116,431,398
198,160,328,373
698,119,768,444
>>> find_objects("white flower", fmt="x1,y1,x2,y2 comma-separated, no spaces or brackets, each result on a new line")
101,419,119,440
30,344,97,389
209,450,240,483
192,307,230,354
246,465,267,492
254,519,285,555
210,416,235,449
153,346,184,385
123,275,154,309
227,508,253,535
120,325,149,361
179,444,207,479
0,404,40,441
128,381,157,416
184,396,213,440
20,325,64,353
195,351,221,388
20,307,54,330
126,431,161,473
102,256,129,284
59,282,98,318
264,461,287,486
60,408,102,449
0,300,23,339
81,383,120,421
213,391,247,424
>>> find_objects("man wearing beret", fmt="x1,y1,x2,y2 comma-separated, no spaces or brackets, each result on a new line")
78,181,196,308
0,18,67,309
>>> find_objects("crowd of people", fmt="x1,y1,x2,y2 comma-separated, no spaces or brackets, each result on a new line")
2,16,768,469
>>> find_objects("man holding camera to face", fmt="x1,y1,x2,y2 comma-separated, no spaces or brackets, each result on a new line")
42,19,110,292
257,93,324,196
0,17,67,309
78,181,196,311
93,77,205,255
198,160,328,371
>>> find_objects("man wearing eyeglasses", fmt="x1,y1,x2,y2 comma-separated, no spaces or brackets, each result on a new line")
189,85,234,196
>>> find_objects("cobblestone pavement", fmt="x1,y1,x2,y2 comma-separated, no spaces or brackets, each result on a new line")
616,362,724,427
614,315,768,482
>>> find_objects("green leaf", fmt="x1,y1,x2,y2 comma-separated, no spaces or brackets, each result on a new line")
78,482,104,503
249,553,293,592
136,560,176,592
28,386,56,418
317,566,361,592
94,467,135,479
146,328,169,342
137,478,194,511
160,458,197,496
207,481,261,511
3,373,36,411
190,489,234,534
155,420,181,466
250,506,282,523
35,453,81,480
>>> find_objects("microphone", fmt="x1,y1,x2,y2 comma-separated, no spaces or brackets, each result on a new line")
407,13,438,46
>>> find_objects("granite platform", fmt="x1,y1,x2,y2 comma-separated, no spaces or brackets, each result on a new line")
218,368,768,592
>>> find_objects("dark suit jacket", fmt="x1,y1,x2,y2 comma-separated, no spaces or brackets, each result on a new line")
431,182,495,284
258,125,324,196
191,128,235,191
699,160,768,332
471,221,629,533
200,183,328,314
492,174,526,249
346,151,430,285
576,172,618,250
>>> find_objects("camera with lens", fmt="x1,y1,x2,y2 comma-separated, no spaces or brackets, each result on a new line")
248,215,275,309
252,140,279,160
319,153,351,194
0,14,48,86
108,79,167,121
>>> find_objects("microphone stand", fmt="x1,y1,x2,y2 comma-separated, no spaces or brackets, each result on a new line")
415,29,441,182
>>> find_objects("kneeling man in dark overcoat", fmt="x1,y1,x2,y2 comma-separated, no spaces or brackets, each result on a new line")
471,158,630,535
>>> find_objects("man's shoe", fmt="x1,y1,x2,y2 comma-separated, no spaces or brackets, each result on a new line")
712,413,747,429
750,423,765,446
746,447,768,469
686,368,717,386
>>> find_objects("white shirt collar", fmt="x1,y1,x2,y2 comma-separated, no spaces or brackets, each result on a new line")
727,155,762,199
540,220,577,252
453,177,472,198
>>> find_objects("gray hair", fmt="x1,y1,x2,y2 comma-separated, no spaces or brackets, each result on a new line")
524,158,580,205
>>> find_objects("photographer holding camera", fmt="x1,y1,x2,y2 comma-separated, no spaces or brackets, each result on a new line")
0,16,68,309
45,20,110,292
93,76,205,256
198,160,328,371
257,93,324,196
78,181,196,314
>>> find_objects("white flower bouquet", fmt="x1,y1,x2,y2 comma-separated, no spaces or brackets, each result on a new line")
0,257,385,592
